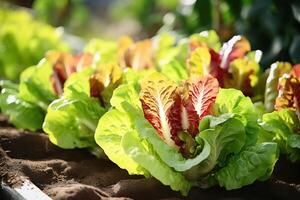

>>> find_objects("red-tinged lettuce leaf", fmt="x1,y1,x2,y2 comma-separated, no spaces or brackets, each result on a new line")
180,75,219,136
290,64,300,79
264,62,292,112
292,65,300,119
118,36,134,69
209,49,228,87
122,39,154,70
89,63,123,108
140,73,181,147
140,73,219,155
274,74,294,109
219,36,251,70
50,52,94,95
187,35,251,89
275,64,300,115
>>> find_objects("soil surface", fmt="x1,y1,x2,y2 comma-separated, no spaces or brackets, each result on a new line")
0,116,300,200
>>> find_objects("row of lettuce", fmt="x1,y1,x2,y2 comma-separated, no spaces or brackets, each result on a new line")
0,8,69,81
0,30,299,196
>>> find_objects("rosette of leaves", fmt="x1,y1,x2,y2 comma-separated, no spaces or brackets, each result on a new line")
186,30,261,97
95,72,278,195
260,63,300,162
43,63,122,152
0,52,94,131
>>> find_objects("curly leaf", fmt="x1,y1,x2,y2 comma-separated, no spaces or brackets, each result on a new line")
215,88,259,146
19,60,56,111
260,109,300,162
0,83,44,131
189,117,245,180
215,142,278,190
122,130,192,195
43,90,106,149
95,108,148,175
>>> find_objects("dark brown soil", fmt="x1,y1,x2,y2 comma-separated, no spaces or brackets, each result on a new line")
0,115,10,128
0,116,299,200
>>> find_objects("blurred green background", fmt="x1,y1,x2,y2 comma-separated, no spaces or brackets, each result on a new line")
0,0,299,80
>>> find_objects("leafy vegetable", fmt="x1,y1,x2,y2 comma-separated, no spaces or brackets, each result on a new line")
0,80,44,131
215,142,278,189
189,30,221,52
260,109,300,162
43,88,106,149
269,63,300,116
140,73,219,152
187,33,261,96
0,8,69,80
264,62,292,112
259,63,300,162
0,52,95,131
122,130,193,195
95,73,278,195
43,63,122,150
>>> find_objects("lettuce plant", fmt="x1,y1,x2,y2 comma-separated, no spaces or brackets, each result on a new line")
0,52,94,131
0,8,69,81
43,63,122,152
95,73,278,195
260,63,300,162
41,35,179,151
187,31,262,97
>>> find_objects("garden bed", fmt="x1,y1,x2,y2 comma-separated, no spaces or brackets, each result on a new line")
0,115,299,200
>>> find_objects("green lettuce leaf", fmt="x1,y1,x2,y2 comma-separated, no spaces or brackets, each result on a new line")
0,81,44,131
19,60,57,111
215,142,278,190
84,39,117,64
189,30,221,52
43,88,105,149
215,88,260,146
122,68,156,86
110,82,141,112
260,109,300,161
63,68,94,97
0,8,69,81
186,116,245,180
135,111,211,172
122,130,192,196
160,60,188,83
95,108,148,176
154,32,183,67
43,65,122,154
288,134,300,149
